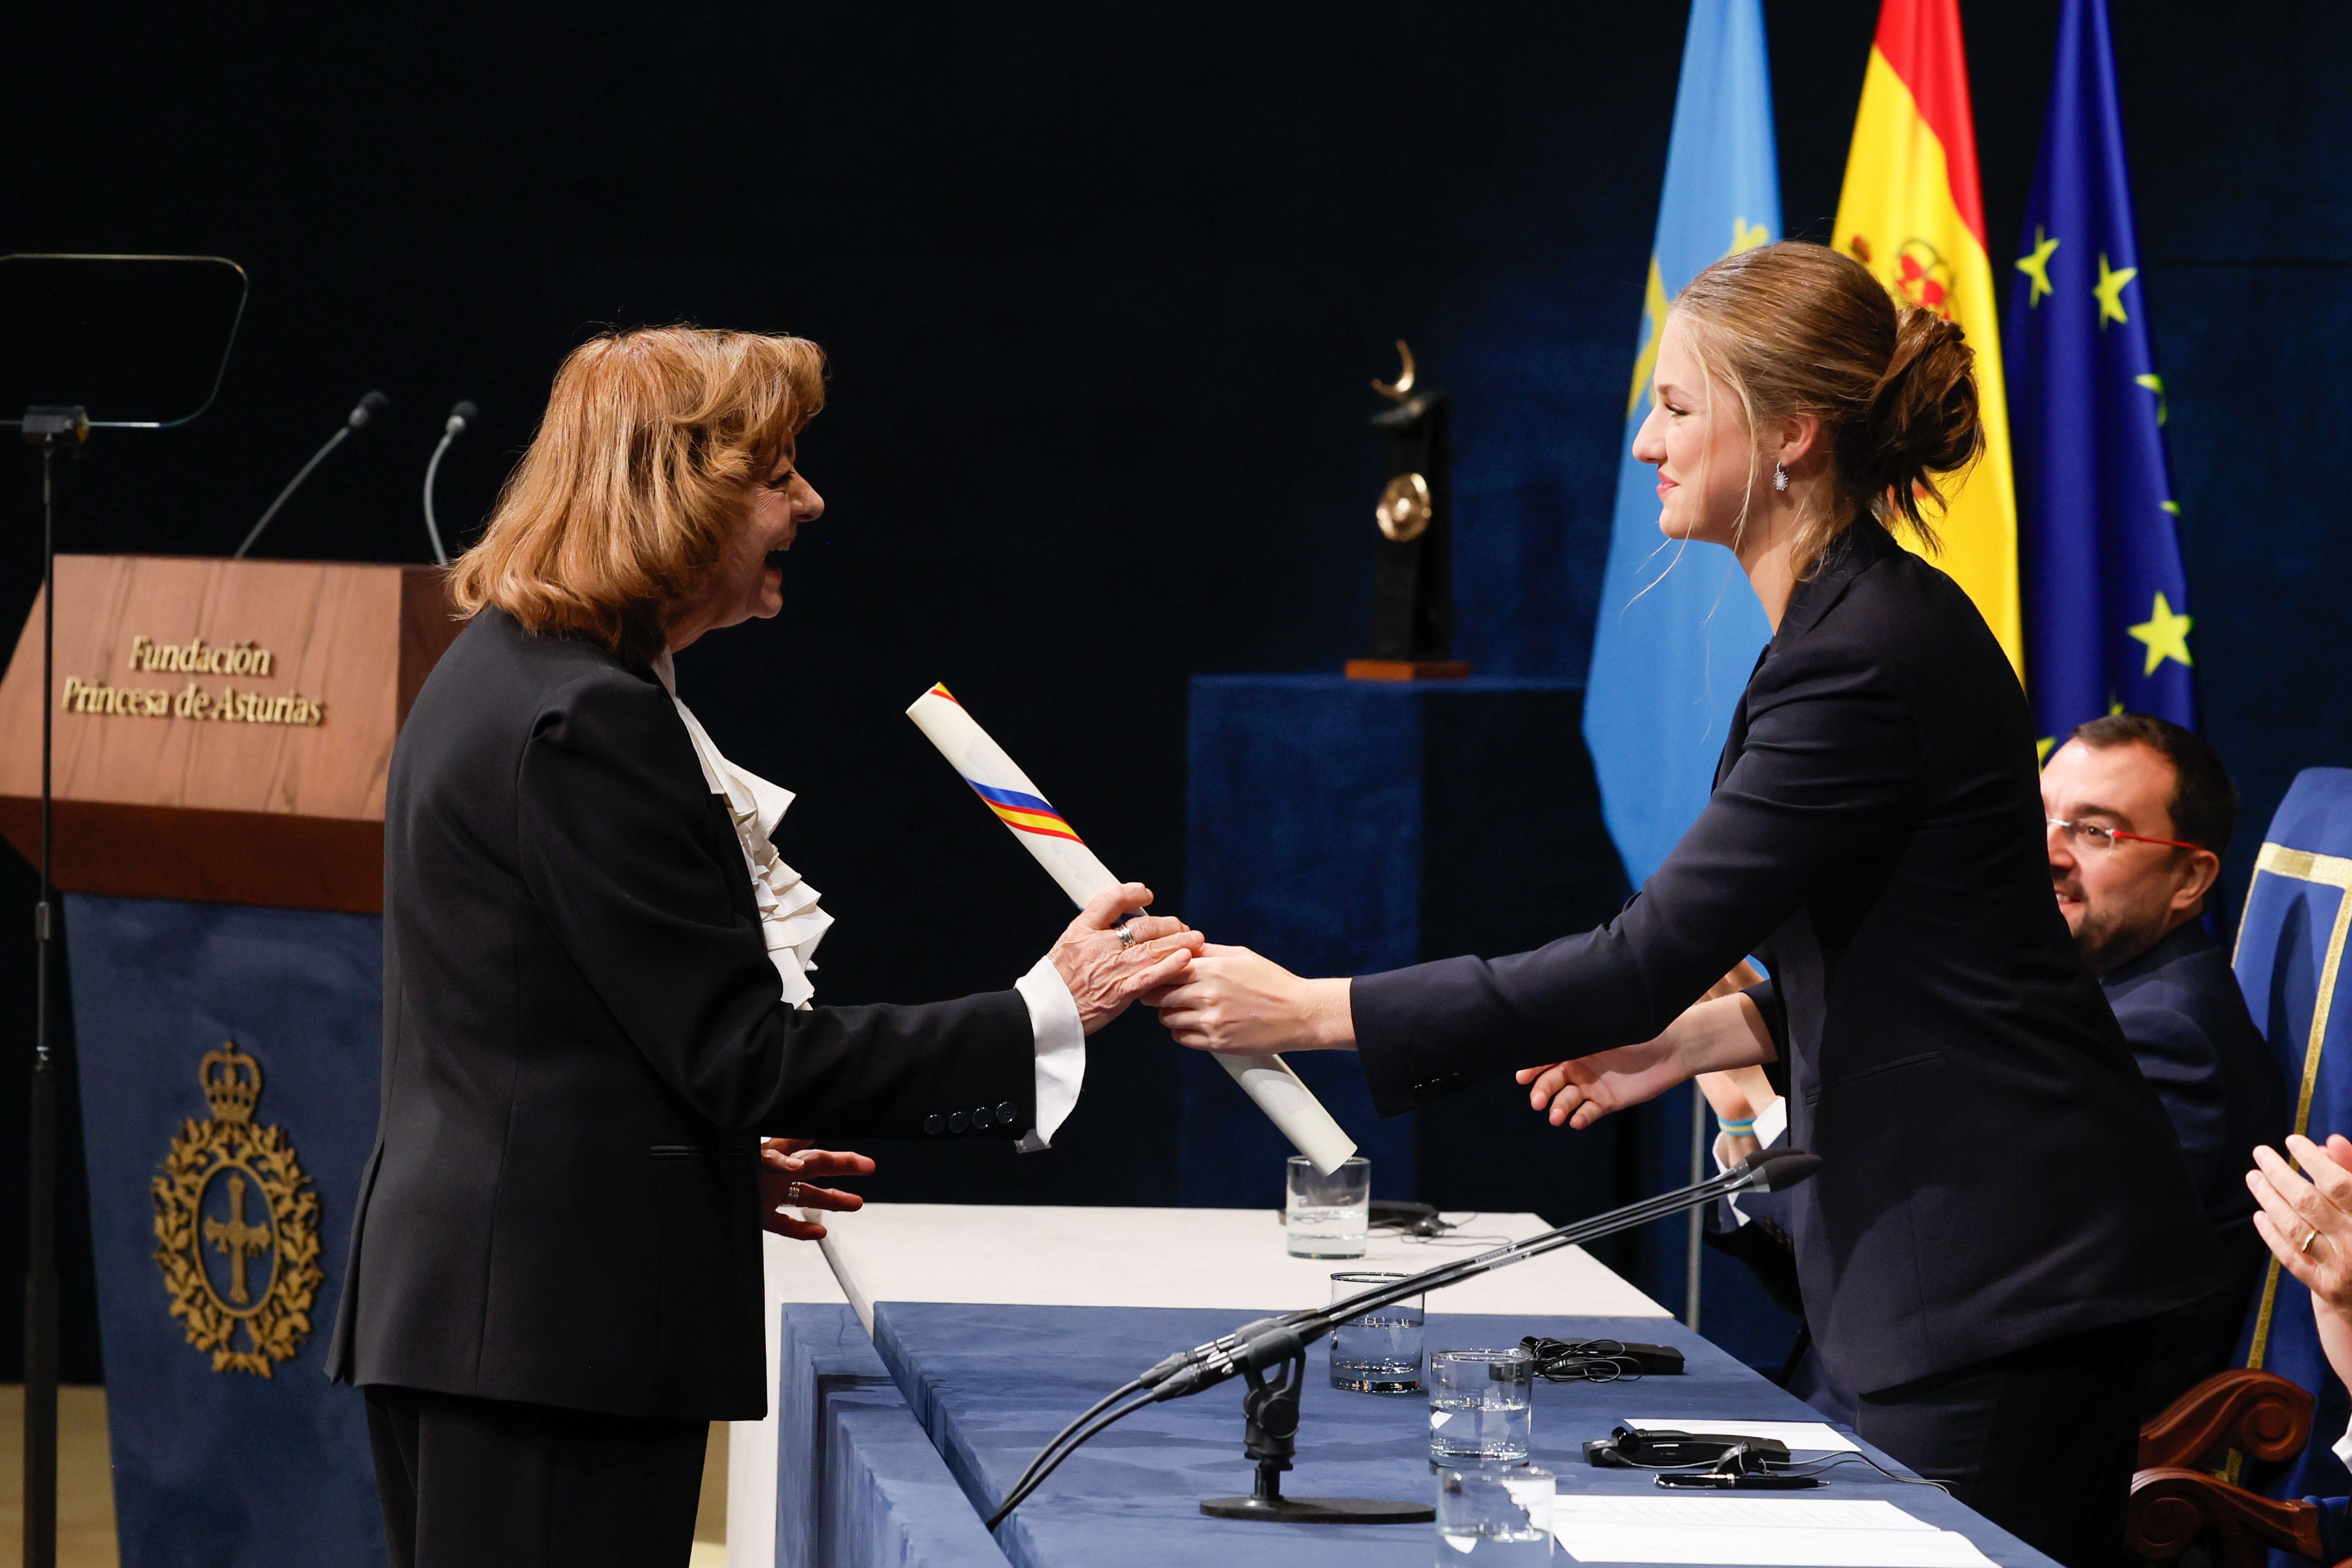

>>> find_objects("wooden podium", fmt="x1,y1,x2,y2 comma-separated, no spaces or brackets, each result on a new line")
0,554,461,912
0,555,461,1568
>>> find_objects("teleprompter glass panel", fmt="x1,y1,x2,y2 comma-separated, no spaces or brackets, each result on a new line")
0,254,247,428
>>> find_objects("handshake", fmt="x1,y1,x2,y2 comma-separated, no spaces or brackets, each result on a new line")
1038,882,1356,1052
759,882,1657,1244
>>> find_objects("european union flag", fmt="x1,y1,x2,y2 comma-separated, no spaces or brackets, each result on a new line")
2006,0,2196,747
1583,0,1778,889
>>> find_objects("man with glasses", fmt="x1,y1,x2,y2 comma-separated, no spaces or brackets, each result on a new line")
2043,713,2288,1410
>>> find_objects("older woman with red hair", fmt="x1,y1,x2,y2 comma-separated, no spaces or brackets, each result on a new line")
325,327,1198,1567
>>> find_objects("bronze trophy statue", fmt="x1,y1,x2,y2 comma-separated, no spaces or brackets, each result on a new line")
1346,342,1469,680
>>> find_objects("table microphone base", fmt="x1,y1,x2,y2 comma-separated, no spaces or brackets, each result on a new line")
1200,1460,1431,1524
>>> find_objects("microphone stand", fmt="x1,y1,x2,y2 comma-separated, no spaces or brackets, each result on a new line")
986,1146,1822,1529
235,390,388,559
17,407,82,1568
0,253,245,1568
421,400,476,567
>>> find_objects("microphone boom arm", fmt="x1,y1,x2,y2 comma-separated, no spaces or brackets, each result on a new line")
235,390,388,559
984,1145,1822,1527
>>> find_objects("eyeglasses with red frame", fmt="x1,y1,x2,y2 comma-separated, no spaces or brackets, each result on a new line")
2045,816,2201,855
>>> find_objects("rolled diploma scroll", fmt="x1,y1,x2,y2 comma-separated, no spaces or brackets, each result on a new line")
906,682,1358,1175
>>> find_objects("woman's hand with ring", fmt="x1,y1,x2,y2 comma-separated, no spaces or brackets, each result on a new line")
1049,882,1205,1034
2249,1134,2352,1385
759,1138,876,1242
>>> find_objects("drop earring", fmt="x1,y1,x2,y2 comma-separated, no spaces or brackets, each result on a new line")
1773,461,1789,493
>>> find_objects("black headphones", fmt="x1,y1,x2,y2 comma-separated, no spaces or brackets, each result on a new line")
1520,1336,1685,1382
1582,1425,1818,1491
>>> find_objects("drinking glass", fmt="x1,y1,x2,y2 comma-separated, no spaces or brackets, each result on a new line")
1434,1465,1553,1563
1328,1271,1423,1393
1284,1155,1369,1258
1428,1347,1534,1465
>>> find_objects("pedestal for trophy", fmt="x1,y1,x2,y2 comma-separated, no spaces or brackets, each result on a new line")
0,554,458,1568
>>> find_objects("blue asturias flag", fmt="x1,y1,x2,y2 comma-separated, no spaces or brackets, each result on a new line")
2007,0,2194,749
1582,0,1779,890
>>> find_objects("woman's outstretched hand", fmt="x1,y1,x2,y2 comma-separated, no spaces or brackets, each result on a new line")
1518,989,1778,1130
759,1138,877,1242
1049,882,1205,1034
1153,944,1355,1055
1515,1037,1688,1130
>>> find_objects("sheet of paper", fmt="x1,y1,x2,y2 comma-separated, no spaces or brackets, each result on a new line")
1555,1497,1927,1528
1624,1417,1862,1453
1552,1497,1994,1568
1552,1524,1996,1567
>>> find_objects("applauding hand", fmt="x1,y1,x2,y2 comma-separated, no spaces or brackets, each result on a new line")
2249,1134,2352,1384
759,1138,876,1242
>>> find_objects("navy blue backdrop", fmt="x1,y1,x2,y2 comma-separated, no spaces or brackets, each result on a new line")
2,1,2347,1379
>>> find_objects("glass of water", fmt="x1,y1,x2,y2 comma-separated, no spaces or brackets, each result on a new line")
1328,1272,1423,1393
1435,1465,1553,1563
1429,1347,1534,1465
1284,1155,1369,1258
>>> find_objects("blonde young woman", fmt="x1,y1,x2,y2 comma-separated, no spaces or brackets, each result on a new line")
325,328,1200,1567
1155,243,2217,1566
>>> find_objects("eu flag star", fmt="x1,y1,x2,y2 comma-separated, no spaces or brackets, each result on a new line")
2125,591,2193,675
2017,228,2060,306
2133,373,2166,426
2094,253,2138,327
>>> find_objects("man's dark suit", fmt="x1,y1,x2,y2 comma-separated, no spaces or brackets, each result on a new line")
2108,920,2290,1408
1349,522,2224,1561
327,609,1036,1427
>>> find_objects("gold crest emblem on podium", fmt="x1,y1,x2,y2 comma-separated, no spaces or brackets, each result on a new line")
151,1043,323,1375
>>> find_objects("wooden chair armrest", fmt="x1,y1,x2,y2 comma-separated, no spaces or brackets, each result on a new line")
2130,1467,2324,1568
2139,1367,2315,1470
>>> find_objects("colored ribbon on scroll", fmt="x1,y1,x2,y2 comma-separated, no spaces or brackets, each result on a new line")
906,682,1357,1175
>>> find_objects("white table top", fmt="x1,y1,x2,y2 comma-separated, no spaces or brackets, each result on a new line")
766,1226,852,1304
814,1202,1667,1330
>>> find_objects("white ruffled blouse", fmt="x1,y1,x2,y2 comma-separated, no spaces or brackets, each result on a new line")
651,652,1083,1149
654,651,833,1008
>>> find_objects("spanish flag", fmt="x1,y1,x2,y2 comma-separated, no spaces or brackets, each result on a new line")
1833,0,2022,675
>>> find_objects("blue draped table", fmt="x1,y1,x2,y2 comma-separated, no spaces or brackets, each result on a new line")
776,1300,2059,1568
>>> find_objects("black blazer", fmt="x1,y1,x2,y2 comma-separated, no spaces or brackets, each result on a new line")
1353,521,2226,1393
327,610,1035,1421
2104,920,2287,1242
2106,920,2289,1405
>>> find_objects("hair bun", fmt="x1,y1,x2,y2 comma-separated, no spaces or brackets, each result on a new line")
1864,307,1983,521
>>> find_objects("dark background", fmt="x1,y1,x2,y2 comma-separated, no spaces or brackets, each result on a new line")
3,1,2345,1381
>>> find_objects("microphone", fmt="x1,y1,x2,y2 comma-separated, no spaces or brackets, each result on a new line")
986,1146,1823,1526
422,399,479,566
235,391,390,559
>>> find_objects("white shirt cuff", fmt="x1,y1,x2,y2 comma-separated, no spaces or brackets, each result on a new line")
1715,1095,1789,1226
2334,1418,2352,1472
1013,955,1085,1152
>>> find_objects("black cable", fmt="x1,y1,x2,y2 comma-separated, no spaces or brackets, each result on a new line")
1521,1336,1649,1383
984,1388,1162,1528
994,1378,1144,1510
1767,1451,1953,1494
